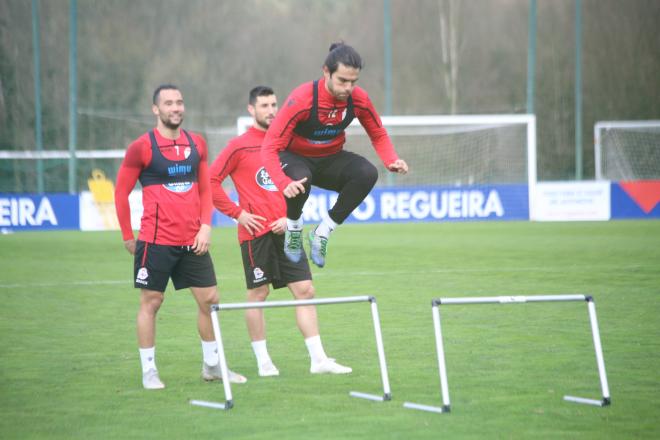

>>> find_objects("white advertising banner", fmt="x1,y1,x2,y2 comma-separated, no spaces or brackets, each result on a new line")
534,181,611,221
79,190,143,231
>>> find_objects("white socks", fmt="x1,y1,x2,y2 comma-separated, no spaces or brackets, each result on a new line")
251,340,273,366
249,337,331,369
288,216,337,238
141,341,219,373
139,347,157,373
287,217,303,231
304,335,328,364
314,216,338,238
201,340,219,366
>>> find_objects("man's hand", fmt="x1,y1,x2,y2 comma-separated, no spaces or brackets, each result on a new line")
237,210,267,236
283,177,308,198
269,217,287,235
192,224,212,255
124,238,137,255
387,159,409,174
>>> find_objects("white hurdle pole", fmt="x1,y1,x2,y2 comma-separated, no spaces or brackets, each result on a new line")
189,304,234,410
403,300,451,413
191,295,391,410
404,294,611,414
564,296,611,407
350,297,392,401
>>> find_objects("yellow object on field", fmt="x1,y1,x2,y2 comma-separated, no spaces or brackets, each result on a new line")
88,169,115,203
87,169,119,229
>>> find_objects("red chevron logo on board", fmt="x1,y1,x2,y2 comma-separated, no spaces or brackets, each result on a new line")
619,180,660,214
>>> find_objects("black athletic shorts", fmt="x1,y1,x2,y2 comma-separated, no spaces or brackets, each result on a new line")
240,232,311,290
278,149,371,192
133,240,217,292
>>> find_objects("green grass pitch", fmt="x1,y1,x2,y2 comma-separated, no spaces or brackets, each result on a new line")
1,221,659,439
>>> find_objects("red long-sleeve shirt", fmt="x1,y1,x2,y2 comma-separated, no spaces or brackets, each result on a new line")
114,128,213,245
261,77,399,191
210,127,285,243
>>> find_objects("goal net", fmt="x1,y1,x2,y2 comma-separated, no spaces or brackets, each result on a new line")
594,120,660,181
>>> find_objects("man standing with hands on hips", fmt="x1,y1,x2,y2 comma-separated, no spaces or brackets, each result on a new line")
261,42,408,268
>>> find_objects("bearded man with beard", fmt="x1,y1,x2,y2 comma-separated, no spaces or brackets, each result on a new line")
115,84,247,390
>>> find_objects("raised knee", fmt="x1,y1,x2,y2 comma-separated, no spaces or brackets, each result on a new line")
361,162,379,185
347,161,378,188
288,169,313,187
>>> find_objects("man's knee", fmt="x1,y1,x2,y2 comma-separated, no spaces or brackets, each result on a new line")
292,282,315,300
140,290,164,313
247,286,269,302
205,289,219,305
282,159,313,185
358,161,379,187
343,158,378,189
193,286,219,309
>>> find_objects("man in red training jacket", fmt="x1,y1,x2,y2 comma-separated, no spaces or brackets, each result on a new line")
261,42,408,268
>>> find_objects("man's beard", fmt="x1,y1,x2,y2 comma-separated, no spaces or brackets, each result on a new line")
161,114,183,130
256,117,271,130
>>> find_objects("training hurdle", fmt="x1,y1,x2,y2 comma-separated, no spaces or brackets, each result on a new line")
403,294,611,414
190,295,391,410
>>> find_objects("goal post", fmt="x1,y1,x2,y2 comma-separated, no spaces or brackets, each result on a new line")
594,120,660,181
403,294,611,414
238,114,538,219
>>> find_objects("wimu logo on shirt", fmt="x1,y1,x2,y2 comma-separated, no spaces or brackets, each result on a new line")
312,126,342,137
167,163,192,177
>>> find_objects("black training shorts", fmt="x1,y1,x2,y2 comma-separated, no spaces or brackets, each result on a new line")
240,232,311,290
133,240,217,292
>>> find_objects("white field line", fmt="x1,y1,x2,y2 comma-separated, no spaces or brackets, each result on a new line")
318,264,645,278
0,264,646,289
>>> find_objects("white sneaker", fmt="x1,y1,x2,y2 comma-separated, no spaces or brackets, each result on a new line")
308,228,328,268
258,361,280,377
201,362,248,384
142,368,165,390
310,358,352,374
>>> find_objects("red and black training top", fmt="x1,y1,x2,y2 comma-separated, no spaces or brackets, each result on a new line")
261,77,400,192
210,127,285,244
114,128,213,246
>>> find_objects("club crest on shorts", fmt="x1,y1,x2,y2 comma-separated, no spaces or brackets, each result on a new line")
253,267,265,282
255,167,278,192
136,267,149,285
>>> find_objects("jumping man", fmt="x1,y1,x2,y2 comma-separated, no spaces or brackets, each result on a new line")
261,43,408,268
210,86,351,376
